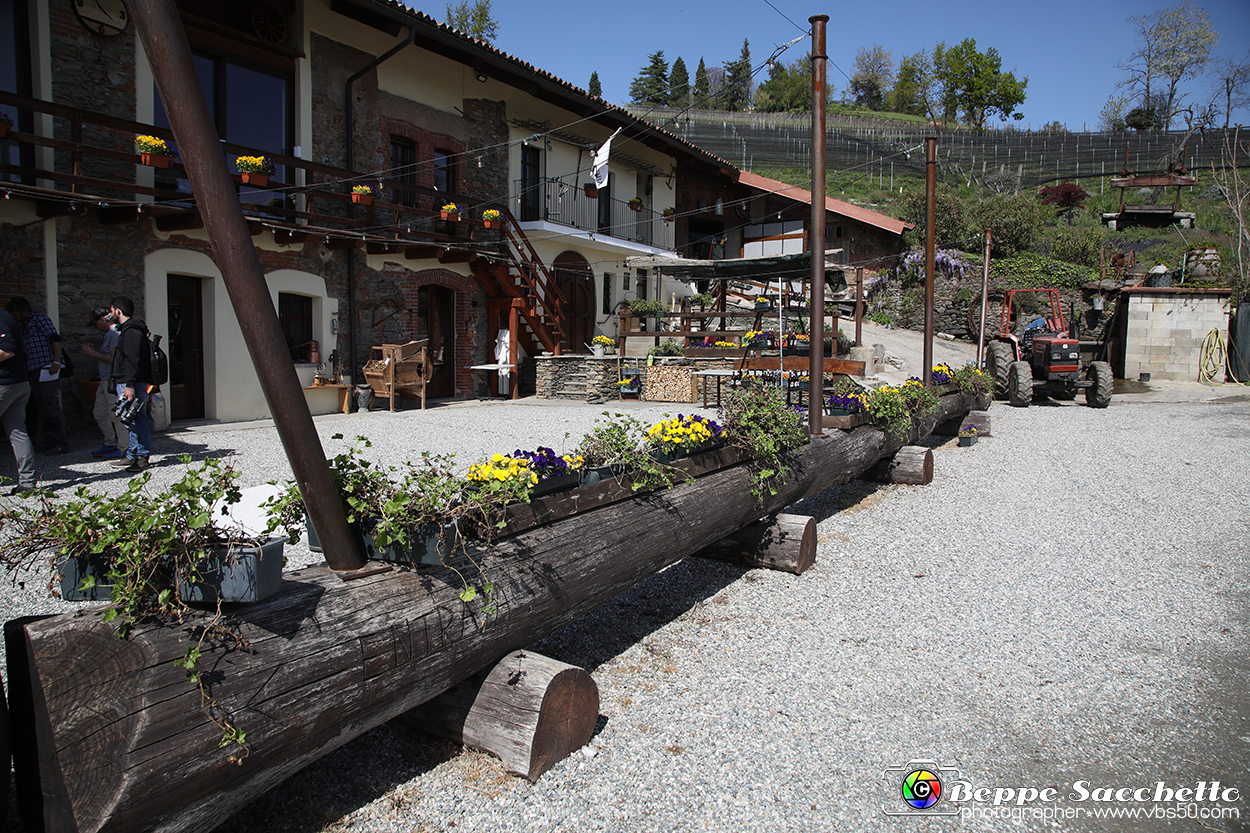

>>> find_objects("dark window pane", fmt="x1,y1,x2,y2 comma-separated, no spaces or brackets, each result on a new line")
278,293,313,361
433,149,453,194
391,139,416,206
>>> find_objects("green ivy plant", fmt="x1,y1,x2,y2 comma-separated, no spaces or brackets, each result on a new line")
575,412,684,492
717,386,808,501
0,455,271,762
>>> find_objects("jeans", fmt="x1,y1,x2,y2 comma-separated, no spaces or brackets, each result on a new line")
116,383,151,459
0,382,36,488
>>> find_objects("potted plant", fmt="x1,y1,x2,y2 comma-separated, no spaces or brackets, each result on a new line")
628,197,643,212
134,134,177,168
441,201,462,221
661,207,675,222
482,208,502,229
583,182,599,198
235,155,275,186
646,413,723,464
574,412,677,491
0,112,12,139
718,386,808,501
744,330,774,348
628,298,667,318
617,371,641,397
958,425,978,447
512,447,584,497
590,334,615,356
351,184,376,205
826,377,869,417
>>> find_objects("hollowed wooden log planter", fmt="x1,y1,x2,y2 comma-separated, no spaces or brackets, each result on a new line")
5,393,987,833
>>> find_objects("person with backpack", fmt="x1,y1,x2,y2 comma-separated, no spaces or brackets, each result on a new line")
107,297,153,473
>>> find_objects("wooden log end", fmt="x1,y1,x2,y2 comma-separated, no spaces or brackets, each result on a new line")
398,651,599,781
864,446,933,485
694,513,816,575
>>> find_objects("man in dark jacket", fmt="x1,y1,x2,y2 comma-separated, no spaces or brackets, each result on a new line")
108,297,152,473
0,306,38,493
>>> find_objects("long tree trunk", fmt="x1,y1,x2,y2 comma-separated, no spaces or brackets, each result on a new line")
6,394,988,833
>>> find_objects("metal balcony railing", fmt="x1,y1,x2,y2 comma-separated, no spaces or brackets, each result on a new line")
513,178,674,251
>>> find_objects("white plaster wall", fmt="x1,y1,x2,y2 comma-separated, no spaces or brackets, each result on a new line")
144,250,338,423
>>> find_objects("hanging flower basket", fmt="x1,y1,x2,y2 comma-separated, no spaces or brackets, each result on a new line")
584,183,599,198
628,199,643,212
482,209,502,229
141,152,172,169
235,155,274,186
441,203,462,221
351,185,376,206
0,124,10,140
135,135,177,168
241,172,269,186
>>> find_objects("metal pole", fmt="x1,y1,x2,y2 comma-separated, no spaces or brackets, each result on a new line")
129,0,365,571
808,14,829,436
977,229,991,368
923,136,936,386
855,267,863,347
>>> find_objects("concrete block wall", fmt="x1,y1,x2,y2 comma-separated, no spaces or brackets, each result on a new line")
1121,290,1231,381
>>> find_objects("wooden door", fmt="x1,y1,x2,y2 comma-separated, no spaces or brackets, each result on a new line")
167,275,204,420
553,252,594,351
418,285,455,398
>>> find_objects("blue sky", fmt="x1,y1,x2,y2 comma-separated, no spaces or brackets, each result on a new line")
417,0,1250,131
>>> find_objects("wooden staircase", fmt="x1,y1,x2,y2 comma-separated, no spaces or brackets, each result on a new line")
470,207,568,358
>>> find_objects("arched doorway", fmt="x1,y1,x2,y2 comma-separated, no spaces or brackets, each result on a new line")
416,284,456,398
553,251,594,351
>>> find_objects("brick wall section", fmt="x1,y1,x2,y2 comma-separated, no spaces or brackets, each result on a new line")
0,225,43,302
1121,289,1230,381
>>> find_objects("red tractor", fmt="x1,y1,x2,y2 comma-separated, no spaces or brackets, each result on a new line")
983,288,1113,409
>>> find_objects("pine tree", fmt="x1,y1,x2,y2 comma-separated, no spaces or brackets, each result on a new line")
693,57,710,108
721,39,752,111
629,50,669,107
588,71,602,98
669,57,690,109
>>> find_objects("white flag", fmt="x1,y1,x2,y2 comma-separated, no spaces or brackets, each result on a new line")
592,128,621,190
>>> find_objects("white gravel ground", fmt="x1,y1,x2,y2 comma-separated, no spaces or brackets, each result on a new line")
2,384,1248,833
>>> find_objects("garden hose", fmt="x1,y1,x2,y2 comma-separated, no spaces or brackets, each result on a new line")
1199,327,1250,386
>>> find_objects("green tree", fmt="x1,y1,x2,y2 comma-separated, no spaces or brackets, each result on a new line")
1125,106,1164,130
1118,2,1218,129
693,57,710,108
755,57,811,112
444,0,498,43
887,51,929,116
934,38,1027,130
894,185,966,249
588,71,602,98
969,193,1045,258
669,57,690,109
849,45,893,111
720,39,753,112
629,51,670,107
1098,93,1130,131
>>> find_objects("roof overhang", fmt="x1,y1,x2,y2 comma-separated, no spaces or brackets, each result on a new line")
628,250,847,292
736,171,911,236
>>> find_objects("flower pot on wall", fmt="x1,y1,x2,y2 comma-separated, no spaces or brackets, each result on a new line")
0,123,10,139
241,172,269,186
141,153,172,169
351,193,373,206
441,211,460,221
584,185,599,198
484,219,500,229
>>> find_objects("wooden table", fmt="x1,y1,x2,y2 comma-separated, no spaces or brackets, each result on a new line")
301,383,351,414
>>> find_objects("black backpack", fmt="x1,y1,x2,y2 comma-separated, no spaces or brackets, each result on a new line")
149,334,169,386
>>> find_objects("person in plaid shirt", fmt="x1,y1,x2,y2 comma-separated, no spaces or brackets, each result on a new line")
5,297,68,454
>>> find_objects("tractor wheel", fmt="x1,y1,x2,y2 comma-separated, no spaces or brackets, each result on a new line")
1007,361,1033,407
1085,361,1113,408
986,341,1012,400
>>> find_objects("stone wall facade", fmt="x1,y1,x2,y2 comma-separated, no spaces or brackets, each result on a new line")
1120,288,1231,381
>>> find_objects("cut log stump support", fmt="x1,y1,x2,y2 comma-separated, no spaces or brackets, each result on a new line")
397,651,598,781
936,408,991,437
864,445,934,485
695,513,816,575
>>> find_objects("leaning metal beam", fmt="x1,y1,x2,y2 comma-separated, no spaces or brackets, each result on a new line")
128,0,364,570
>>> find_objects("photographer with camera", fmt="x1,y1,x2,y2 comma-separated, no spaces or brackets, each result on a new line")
107,297,153,474
83,307,127,460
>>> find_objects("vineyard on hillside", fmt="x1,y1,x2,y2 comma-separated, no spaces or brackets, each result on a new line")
647,108,1249,194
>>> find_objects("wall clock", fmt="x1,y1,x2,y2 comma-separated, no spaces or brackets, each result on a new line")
75,0,129,37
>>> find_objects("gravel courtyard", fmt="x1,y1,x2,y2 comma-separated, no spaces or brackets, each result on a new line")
2,384,1248,832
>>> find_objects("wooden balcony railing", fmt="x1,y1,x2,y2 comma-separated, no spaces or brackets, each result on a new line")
0,91,483,246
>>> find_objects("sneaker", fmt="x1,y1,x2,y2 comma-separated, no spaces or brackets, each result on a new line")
90,445,118,458
110,455,136,469
124,456,150,474
98,447,125,460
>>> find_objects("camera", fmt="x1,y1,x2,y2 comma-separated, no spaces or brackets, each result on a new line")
112,395,145,427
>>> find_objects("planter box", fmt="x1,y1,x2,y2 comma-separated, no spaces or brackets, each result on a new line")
59,555,115,602
958,435,978,447
362,521,459,566
240,172,269,186
351,193,374,206
140,152,172,168
441,211,461,221
579,465,619,485
532,471,580,497
179,538,286,604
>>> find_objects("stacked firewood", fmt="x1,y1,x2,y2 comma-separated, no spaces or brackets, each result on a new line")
643,366,695,403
